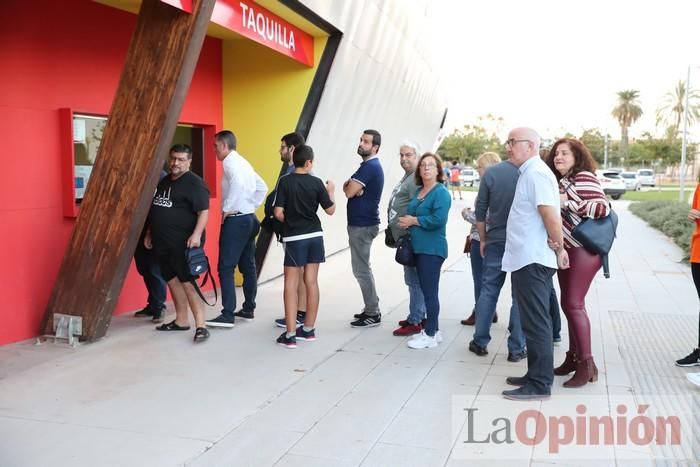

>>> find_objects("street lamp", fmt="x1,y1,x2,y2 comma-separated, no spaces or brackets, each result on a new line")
680,65,700,202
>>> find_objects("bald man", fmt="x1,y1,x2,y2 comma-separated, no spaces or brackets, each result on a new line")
500,127,569,401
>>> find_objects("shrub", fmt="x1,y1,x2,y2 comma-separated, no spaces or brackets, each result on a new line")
629,201,694,260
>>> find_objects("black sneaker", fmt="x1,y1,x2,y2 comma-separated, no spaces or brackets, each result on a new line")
350,313,381,328
274,311,306,328
151,305,166,324
205,314,235,328
295,327,316,341
468,340,488,356
276,332,297,348
134,307,154,318
676,348,700,367
507,350,527,362
234,310,255,321
354,311,368,319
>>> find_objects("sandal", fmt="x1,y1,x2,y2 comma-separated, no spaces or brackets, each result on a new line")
194,327,210,342
155,320,191,331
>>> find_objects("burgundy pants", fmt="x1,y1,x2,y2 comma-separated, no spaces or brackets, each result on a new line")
557,247,602,360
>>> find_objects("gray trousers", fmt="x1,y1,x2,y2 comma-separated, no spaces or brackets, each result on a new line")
512,263,556,392
347,225,380,315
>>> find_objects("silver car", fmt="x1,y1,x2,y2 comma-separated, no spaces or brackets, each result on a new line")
620,172,641,191
636,169,656,187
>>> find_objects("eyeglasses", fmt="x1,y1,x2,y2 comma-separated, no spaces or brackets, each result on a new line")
505,138,532,147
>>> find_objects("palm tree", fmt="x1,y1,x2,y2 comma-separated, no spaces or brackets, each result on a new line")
656,80,700,140
611,90,643,158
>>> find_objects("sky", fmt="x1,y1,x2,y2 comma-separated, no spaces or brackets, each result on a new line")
430,0,700,141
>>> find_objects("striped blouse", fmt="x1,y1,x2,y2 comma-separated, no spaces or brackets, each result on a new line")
559,170,610,249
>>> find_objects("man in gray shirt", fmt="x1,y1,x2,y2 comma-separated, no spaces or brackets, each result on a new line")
468,158,526,361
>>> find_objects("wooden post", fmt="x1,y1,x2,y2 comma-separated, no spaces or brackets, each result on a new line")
41,0,216,341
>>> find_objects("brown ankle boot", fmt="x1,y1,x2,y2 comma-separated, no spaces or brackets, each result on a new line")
563,358,598,388
461,311,476,326
554,351,577,376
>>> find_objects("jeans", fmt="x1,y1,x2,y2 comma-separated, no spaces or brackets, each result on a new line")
512,264,556,393
134,242,166,310
347,225,380,315
415,253,445,336
549,286,562,340
218,214,260,318
404,265,426,324
473,241,526,354
470,239,483,306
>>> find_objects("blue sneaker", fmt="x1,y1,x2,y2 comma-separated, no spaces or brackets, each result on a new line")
274,311,306,328
295,327,316,341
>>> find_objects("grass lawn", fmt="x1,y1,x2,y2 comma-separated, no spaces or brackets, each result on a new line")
622,190,691,202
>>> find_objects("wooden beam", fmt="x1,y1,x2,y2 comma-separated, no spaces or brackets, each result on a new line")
41,0,217,341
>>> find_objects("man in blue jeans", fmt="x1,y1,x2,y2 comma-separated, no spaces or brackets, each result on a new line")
344,129,385,327
468,156,526,362
206,130,267,328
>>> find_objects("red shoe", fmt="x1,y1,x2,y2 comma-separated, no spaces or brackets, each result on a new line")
393,323,422,336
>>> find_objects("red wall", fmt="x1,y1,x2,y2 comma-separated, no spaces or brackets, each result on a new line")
0,0,223,345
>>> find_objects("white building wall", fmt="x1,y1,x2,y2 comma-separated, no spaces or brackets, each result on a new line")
259,0,446,282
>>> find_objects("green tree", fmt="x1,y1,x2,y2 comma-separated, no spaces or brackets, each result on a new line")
655,80,700,140
611,90,643,159
578,128,606,164
437,121,504,164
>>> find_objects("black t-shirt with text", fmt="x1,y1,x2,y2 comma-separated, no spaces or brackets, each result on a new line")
148,171,209,248
274,173,333,238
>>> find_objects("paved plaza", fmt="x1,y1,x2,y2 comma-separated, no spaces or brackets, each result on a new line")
1,194,699,466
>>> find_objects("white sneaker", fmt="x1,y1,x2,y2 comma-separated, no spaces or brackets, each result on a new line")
436,330,444,343
407,330,438,349
687,372,700,387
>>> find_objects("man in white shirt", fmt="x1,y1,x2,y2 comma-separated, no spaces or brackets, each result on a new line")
500,127,569,401
206,130,268,328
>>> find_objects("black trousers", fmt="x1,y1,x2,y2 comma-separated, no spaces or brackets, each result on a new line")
691,263,700,348
512,263,556,392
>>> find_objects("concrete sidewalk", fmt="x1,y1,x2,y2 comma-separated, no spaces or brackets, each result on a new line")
1,195,699,466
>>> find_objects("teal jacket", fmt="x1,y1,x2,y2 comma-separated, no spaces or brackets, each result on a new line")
407,184,451,258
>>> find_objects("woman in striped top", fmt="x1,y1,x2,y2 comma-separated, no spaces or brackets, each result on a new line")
546,138,610,388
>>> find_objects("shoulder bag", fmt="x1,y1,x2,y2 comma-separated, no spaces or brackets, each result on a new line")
567,208,618,278
395,234,416,267
185,247,218,306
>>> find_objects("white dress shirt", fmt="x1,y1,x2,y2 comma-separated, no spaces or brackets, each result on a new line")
502,156,560,272
221,150,268,215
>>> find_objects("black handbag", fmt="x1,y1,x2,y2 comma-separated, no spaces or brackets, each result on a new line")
385,228,396,248
185,247,218,306
569,209,618,278
395,235,416,267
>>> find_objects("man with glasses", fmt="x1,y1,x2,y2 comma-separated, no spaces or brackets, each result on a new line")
500,128,569,400
344,130,385,327
206,130,267,328
145,144,211,342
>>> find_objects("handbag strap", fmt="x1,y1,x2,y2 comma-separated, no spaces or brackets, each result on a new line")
190,257,218,306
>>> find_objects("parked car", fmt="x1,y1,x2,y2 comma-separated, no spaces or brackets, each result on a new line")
620,172,642,191
460,168,480,186
636,169,656,187
595,170,626,200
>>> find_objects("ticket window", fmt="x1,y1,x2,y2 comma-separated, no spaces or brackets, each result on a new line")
71,114,206,205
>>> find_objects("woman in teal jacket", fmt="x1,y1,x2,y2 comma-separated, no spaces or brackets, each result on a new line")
398,153,451,349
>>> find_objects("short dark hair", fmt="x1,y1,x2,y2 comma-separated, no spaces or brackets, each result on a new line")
281,132,305,149
215,130,237,151
546,138,597,180
170,143,193,159
363,129,381,148
293,144,314,168
415,152,445,185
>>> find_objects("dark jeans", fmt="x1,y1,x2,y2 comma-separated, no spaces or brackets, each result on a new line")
470,239,483,306
134,242,166,311
415,254,445,337
473,241,526,354
512,263,556,393
218,214,260,318
549,286,561,340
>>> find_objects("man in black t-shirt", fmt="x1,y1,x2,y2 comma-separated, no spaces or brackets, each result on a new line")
273,145,335,348
145,144,211,342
